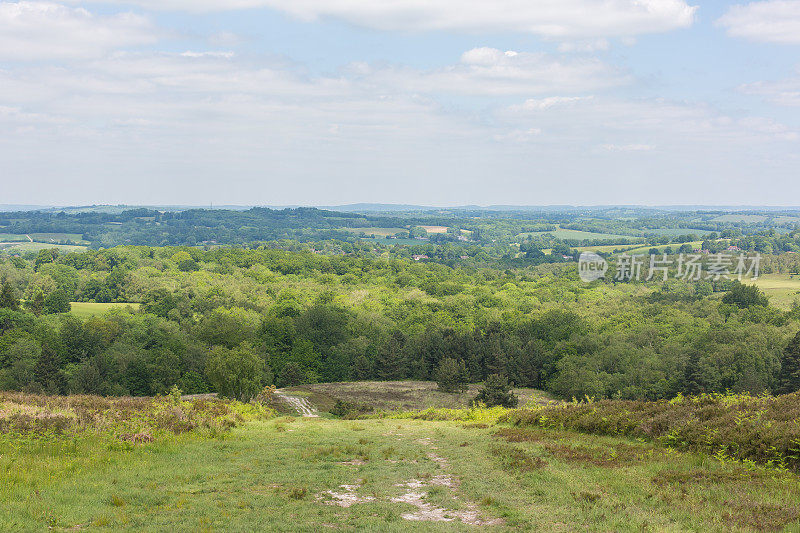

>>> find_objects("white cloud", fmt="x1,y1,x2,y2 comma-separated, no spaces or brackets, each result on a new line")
503,96,799,146
63,0,698,38
557,39,611,53
355,48,627,96
0,1,155,60
741,75,800,106
522,95,595,109
717,1,800,44
600,143,655,151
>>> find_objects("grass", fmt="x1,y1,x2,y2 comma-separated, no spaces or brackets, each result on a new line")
70,302,142,318
503,391,800,471
574,244,641,253
4,392,800,531
419,225,449,234
283,381,554,414
712,214,768,223
339,227,408,237
0,242,88,253
751,273,800,310
0,233,29,242
519,227,635,242
611,240,705,256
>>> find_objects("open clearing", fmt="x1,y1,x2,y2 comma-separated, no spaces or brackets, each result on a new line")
712,214,768,223
751,273,800,310
519,227,636,242
5,409,800,531
283,381,555,413
339,227,408,237
70,302,141,318
0,242,88,253
419,225,449,234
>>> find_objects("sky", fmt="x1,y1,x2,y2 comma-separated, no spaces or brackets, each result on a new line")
1,0,800,207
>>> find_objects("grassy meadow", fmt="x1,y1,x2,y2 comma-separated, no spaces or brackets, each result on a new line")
284,381,555,413
751,273,800,310
4,388,800,531
69,302,142,318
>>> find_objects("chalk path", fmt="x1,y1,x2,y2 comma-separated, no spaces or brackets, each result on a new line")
275,391,319,417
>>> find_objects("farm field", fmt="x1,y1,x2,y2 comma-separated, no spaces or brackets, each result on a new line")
642,228,711,237
612,241,705,256
751,273,800,310
0,242,88,252
363,236,426,246
0,233,29,242
712,214,768,223
519,227,637,241
283,381,555,413
29,232,89,243
419,225,449,234
70,302,142,318
574,244,640,253
339,227,408,237
4,392,800,531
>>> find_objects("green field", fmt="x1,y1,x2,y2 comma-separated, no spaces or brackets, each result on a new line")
70,302,141,318
520,227,637,242
712,214,768,223
613,240,705,256
642,228,711,237
751,273,800,310
0,242,88,253
4,392,800,531
0,233,29,242
363,236,427,246
340,227,408,237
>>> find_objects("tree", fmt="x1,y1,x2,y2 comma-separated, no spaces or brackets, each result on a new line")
205,342,269,401
374,331,407,380
777,331,800,394
474,374,518,408
0,281,20,310
35,344,66,394
722,282,769,309
43,289,71,315
435,358,469,393
27,291,45,316
278,362,312,387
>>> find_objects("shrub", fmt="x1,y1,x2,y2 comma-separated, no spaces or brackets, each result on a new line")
205,342,270,402
435,358,469,393
474,374,518,408
502,391,800,471
330,399,371,418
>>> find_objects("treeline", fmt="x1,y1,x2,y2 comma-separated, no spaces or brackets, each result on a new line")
0,246,799,401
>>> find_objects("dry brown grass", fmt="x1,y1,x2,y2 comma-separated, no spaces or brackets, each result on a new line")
285,380,553,414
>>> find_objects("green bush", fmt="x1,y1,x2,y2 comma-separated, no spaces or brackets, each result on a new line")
474,374,518,408
503,391,800,471
435,358,469,393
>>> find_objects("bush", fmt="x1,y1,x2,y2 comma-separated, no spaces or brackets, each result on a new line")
435,358,469,393
502,391,800,471
474,374,518,408
205,342,270,402
329,399,371,418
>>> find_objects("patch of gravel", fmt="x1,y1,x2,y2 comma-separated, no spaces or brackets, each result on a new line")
317,484,375,508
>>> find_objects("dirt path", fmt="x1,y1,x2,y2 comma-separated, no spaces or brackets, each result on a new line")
25,235,33,242
275,391,319,417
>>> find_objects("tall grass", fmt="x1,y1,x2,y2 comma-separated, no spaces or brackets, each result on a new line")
502,391,800,470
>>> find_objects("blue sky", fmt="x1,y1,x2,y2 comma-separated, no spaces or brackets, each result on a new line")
1,0,800,206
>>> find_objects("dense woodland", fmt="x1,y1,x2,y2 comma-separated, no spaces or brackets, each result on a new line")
1,243,800,401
